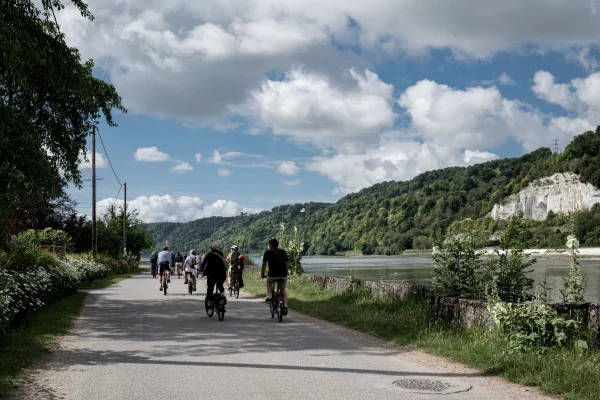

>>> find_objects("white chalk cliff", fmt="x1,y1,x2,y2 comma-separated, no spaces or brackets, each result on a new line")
491,173,600,220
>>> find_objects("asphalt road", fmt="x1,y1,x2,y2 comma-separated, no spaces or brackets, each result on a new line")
14,270,552,400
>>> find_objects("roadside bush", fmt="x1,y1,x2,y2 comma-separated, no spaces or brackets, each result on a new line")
0,255,109,333
0,248,61,270
432,233,486,298
10,228,72,251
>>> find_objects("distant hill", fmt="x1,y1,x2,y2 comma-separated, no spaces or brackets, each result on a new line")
142,127,600,255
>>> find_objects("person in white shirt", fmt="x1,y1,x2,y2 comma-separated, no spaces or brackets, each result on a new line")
157,246,172,290
184,249,199,291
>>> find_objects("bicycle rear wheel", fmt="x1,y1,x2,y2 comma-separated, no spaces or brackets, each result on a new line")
235,281,240,299
277,302,283,322
205,299,214,317
269,301,275,318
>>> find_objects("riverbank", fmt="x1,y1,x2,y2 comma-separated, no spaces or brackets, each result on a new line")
241,270,600,400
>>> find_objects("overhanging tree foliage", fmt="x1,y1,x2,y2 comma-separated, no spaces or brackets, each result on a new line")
0,0,125,245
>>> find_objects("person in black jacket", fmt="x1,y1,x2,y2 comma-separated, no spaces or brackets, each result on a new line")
201,243,228,306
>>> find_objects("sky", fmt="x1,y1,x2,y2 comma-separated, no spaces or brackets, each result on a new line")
61,0,600,223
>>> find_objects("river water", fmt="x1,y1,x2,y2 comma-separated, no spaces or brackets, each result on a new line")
251,255,600,302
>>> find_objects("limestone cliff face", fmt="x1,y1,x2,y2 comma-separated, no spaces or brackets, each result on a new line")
491,173,600,220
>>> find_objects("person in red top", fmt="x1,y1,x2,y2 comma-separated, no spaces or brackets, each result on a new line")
261,238,289,314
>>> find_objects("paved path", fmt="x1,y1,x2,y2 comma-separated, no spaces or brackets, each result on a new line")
14,271,552,400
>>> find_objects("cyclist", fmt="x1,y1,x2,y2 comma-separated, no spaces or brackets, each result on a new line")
184,249,199,290
157,246,172,290
150,251,158,276
201,243,228,307
175,251,183,277
227,245,240,289
261,238,289,315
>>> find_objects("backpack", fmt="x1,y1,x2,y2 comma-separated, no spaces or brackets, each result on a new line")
150,253,158,264
231,251,240,266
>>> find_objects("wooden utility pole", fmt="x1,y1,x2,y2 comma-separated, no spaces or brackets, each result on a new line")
123,182,127,255
92,125,97,256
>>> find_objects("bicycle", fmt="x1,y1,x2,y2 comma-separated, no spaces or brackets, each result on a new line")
186,272,195,295
151,264,157,278
268,279,286,322
205,289,226,321
229,267,242,299
162,269,169,295
176,262,183,279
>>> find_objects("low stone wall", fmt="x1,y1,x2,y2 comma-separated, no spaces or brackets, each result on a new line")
307,274,431,301
430,296,600,333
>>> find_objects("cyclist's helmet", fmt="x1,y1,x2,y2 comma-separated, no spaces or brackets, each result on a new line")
231,245,239,251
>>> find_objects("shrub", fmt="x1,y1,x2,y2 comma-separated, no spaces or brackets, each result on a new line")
561,235,586,302
432,234,486,298
10,228,72,250
0,253,109,333
488,293,584,353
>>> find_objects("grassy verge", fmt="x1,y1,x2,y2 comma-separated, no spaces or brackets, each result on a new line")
242,270,600,400
79,267,144,290
0,292,88,397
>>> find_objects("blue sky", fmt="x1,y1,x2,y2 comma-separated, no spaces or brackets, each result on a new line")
62,0,600,222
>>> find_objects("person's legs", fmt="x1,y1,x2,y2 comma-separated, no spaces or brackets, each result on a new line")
266,279,273,300
227,268,232,287
192,274,197,290
206,276,215,306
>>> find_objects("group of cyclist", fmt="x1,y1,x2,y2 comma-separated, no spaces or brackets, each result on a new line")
149,239,291,311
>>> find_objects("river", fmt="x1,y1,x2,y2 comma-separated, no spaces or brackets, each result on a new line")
250,254,600,302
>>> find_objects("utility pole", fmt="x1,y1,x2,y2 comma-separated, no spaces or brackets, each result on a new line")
123,182,127,255
92,125,97,256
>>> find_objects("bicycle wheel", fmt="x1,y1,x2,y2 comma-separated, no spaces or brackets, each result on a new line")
218,308,225,321
163,284,167,296
229,286,233,297
205,299,214,317
277,302,283,322
188,284,193,295
235,281,240,299
269,301,275,318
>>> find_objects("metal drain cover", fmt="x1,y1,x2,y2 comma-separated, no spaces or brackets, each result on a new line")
392,377,472,394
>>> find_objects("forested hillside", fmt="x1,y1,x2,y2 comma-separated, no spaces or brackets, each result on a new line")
143,128,600,255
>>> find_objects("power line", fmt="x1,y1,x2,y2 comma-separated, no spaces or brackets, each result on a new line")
96,127,122,186
111,184,123,207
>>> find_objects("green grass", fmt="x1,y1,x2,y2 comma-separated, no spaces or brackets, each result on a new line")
79,267,144,290
243,270,600,400
0,292,88,397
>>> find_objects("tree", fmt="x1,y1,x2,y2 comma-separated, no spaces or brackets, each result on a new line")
0,0,125,245
98,206,154,258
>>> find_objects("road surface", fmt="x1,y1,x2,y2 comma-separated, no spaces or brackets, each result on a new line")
13,270,551,400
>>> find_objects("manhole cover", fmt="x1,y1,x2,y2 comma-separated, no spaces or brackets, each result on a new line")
390,377,472,394
393,379,452,392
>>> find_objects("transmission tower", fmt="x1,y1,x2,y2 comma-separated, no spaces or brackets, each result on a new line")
551,138,560,153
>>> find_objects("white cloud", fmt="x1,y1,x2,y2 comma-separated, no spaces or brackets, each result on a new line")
78,150,107,170
171,161,193,173
55,0,600,127
246,68,395,146
566,46,599,71
276,161,300,176
498,73,516,85
210,150,243,164
134,146,170,162
98,195,262,222
194,153,202,162
218,168,231,177
284,179,300,186
309,72,597,194
308,141,499,194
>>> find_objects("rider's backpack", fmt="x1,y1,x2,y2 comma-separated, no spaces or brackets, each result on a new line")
231,250,240,266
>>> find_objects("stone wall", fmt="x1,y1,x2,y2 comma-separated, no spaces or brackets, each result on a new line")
306,274,431,301
430,296,600,333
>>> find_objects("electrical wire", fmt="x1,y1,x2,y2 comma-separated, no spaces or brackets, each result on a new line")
111,184,123,207
96,127,122,186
